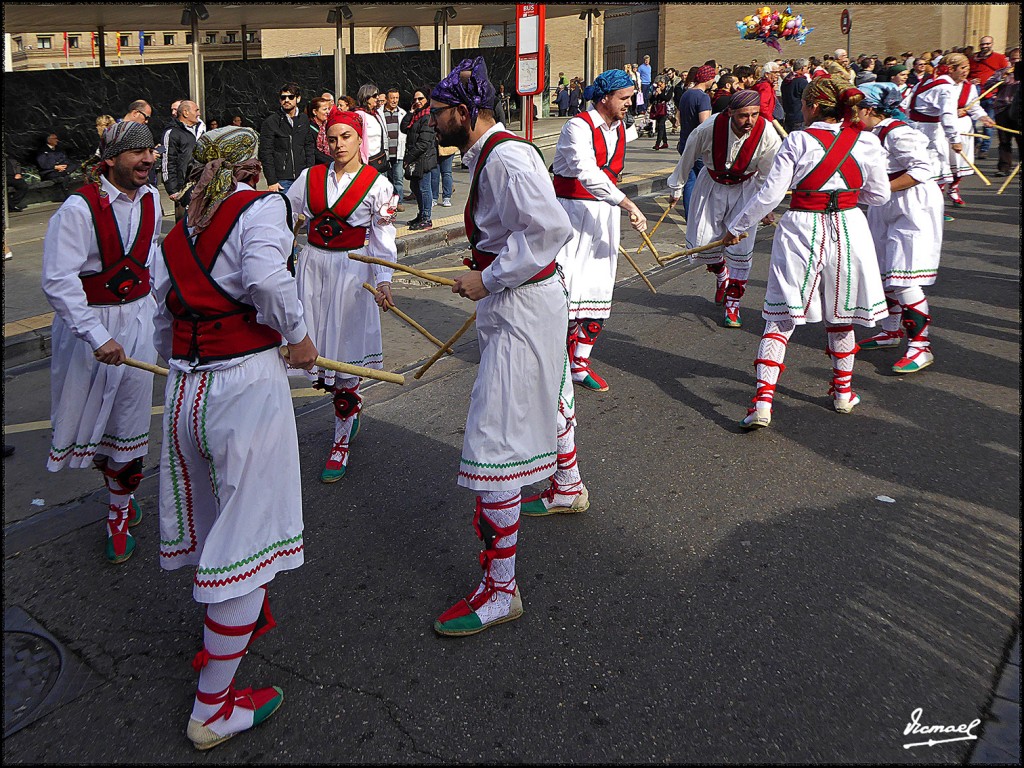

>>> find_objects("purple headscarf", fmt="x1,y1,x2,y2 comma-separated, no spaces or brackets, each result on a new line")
729,90,762,110
431,56,496,129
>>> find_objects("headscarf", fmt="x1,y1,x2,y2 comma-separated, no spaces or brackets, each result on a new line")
85,120,155,185
326,107,363,138
431,56,496,129
583,68,635,102
729,89,761,110
858,82,910,121
185,126,261,233
803,70,864,127
694,65,717,84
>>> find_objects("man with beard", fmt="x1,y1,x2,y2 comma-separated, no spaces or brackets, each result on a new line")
428,58,588,637
552,68,648,392
666,89,781,327
42,121,162,564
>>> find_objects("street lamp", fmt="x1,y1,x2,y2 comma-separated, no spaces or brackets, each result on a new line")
180,3,209,26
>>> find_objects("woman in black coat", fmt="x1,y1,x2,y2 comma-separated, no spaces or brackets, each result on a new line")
400,88,438,230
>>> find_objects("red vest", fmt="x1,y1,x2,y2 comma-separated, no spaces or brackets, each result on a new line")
306,164,378,250
462,131,557,286
877,120,911,181
706,112,767,185
161,190,284,364
908,76,950,123
76,183,156,306
552,111,626,200
789,128,864,212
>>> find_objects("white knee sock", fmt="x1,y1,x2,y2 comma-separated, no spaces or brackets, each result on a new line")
472,490,520,623
753,320,794,409
826,324,857,398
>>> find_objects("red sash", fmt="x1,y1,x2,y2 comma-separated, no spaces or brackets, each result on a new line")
552,110,626,200
957,82,972,110
462,131,556,286
161,190,284,363
76,183,155,305
908,76,950,123
789,128,863,212
877,120,911,180
306,164,378,250
707,112,767,185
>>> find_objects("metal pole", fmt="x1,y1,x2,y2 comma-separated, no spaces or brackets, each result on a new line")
189,11,204,117
335,13,346,101
241,24,248,61
98,26,106,68
584,11,594,85
349,22,354,54
440,15,450,80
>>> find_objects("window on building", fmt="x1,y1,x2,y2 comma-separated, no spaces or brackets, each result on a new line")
68,36,80,48
14,37,23,51
245,31,257,43
204,32,217,44
38,36,53,49
143,34,154,47
383,26,419,53
478,24,504,48
185,33,194,45
225,32,238,43
119,34,130,47
164,34,175,45
605,44,626,71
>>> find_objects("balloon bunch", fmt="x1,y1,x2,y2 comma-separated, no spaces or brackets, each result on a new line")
735,5,813,52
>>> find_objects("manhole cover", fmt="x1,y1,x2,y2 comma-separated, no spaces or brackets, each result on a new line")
4,631,62,734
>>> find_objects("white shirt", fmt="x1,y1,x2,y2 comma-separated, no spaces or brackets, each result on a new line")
151,184,309,371
286,164,397,286
727,122,891,234
551,107,627,206
907,74,962,143
359,109,387,158
872,118,935,184
667,113,782,195
42,175,163,350
463,122,573,293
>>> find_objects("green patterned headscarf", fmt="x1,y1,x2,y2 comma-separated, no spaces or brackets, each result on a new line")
185,127,262,232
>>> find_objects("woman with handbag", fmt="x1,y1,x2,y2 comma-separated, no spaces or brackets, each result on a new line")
400,89,438,230
650,80,671,149
354,83,390,174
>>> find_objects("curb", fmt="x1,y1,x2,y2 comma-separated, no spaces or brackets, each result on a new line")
1,172,673,370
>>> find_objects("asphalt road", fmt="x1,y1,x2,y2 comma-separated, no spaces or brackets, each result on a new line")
2,171,1020,763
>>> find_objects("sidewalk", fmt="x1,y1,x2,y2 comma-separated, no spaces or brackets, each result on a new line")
3,115,680,368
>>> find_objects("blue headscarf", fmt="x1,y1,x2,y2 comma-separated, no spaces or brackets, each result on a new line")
583,69,635,103
431,56,496,129
858,82,909,121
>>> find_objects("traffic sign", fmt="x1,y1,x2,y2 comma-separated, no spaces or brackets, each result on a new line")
840,8,851,35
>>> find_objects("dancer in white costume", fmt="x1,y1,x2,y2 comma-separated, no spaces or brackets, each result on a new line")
153,127,318,749
427,58,580,637
287,109,398,482
906,53,995,202
856,83,945,374
552,68,648,392
42,120,161,564
722,73,891,430
945,54,994,208
667,88,781,328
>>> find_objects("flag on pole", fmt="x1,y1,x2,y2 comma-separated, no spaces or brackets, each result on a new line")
91,31,96,60
139,31,145,58
116,32,122,59
63,32,69,66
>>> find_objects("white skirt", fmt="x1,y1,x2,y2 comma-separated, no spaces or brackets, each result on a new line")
762,208,887,326
158,348,304,604
47,295,157,471
459,277,568,493
952,114,975,177
296,243,383,387
555,198,620,320
867,182,944,288
911,121,954,185
686,171,760,269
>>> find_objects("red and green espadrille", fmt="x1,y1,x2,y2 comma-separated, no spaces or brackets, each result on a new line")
434,586,523,637
187,685,284,751
127,497,142,527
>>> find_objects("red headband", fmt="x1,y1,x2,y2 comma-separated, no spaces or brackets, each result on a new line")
326,108,363,138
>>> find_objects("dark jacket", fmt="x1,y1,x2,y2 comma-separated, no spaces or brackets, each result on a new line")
568,86,583,115
164,121,198,196
259,109,314,185
309,121,332,166
36,144,70,177
780,74,809,123
401,110,437,179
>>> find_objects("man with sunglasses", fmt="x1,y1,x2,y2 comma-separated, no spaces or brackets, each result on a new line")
259,83,314,194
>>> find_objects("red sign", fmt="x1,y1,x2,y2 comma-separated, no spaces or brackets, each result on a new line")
840,9,851,35
515,4,546,96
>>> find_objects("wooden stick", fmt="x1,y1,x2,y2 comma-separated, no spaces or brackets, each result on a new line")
280,348,405,385
636,205,672,253
997,163,1020,195
954,148,991,186
362,282,449,349
124,357,169,376
959,132,989,138
992,125,1021,135
638,230,661,262
617,246,657,293
348,254,457,286
772,119,789,138
414,313,477,380
660,233,749,264
964,81,1002,110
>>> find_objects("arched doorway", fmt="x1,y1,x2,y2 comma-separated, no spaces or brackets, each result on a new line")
384,26,420,53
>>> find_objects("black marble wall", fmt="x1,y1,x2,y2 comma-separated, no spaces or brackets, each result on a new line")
3,47,519,167
3,63,189,166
